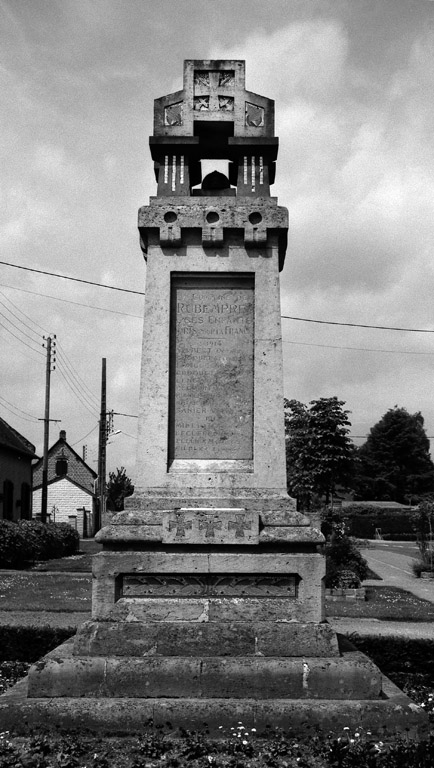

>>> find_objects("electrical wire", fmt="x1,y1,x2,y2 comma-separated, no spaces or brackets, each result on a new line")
55,364,99,418
282,314,434,334
0,394,40,423
71,423,99,447
282,339,434,356
0,260,145,296
56,343,99,409
1,283,143,319
0,292,46,339
0,310,43,348
0,319,45,359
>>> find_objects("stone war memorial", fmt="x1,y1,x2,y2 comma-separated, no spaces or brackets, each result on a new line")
0,60,428,737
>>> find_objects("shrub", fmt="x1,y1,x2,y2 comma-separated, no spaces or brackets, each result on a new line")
0,520,79,568
338,503,418,539
0,521,34,568
324,523,369,588
0,625,75,662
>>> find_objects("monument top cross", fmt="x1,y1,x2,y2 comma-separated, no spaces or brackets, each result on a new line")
149,60,278,200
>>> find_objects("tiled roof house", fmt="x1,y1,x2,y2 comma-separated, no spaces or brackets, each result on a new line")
33,430,97,537
0,416,38,521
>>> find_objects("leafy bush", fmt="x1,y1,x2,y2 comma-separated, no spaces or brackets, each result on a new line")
324,523,369,588
0,625,75,662
341,504,417,539
0,520,79,568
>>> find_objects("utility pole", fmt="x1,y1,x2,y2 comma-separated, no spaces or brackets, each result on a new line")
96,358,107,532
40,335,56,523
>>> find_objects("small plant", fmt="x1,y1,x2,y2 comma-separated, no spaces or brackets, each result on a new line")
413,500,434,576
324,522,369,588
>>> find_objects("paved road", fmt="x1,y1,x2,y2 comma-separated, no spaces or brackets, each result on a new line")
327,541,434,639
361,541,434,604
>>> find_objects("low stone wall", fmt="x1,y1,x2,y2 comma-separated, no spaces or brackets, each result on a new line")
326,587,366,601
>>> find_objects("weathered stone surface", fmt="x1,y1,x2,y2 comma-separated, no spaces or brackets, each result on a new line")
107,598,210,623
95,525,162,543
259,527,324,544
74,620,339,658
27,646,380,700
1,679,428,739
124,491,298,511
260,509,310,526
163,509,259,544
92,550,325,577
105,596,311,624
108,510,166,525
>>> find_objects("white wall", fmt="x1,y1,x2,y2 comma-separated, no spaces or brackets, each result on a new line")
33,478,94,537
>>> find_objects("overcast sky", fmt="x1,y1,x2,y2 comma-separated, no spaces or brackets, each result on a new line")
1,0,434,482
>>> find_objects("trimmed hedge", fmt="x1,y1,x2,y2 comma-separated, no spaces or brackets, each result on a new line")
0,625,75,662
342,504,416,539
0,520,80,568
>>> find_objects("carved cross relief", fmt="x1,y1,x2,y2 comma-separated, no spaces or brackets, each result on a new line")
193,70,235,113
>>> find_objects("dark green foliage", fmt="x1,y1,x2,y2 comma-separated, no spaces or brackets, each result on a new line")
413,500,434,573
0,624,75,661
340,504,417,539
285,397,355,511
355,407,434,504
0,519,79,568
106,466,134,512
324,524,369,588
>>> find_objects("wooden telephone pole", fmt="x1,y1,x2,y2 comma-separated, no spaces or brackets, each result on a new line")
96,358,107,532
40,335,57,523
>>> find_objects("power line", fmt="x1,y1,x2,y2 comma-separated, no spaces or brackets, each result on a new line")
282,339,434,356
0,309,43,347
0,292,45,339
56,344,99,410
0,319,45,359
55,364,99,418
0,395,39,423
71,423,99,447
1,283,143,319
0,260,145,296
282,314,434,334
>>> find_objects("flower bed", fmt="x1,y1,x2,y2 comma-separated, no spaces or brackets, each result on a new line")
325,586,366,600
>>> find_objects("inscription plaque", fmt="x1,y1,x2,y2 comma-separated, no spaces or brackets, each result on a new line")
169,274,254,460
122,574,298,598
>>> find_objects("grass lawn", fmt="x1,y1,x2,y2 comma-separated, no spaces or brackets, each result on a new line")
0,572,91,612
326,585,434,621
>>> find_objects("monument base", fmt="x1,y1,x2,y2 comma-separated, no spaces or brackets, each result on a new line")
0,636,428,739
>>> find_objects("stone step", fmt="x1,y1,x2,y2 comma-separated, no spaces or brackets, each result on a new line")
74,619,339,658
6,683,426,739
28,646,382,700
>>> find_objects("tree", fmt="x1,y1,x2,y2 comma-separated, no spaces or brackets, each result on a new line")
106,466,134,512
354,407,434,504
285,396,355,511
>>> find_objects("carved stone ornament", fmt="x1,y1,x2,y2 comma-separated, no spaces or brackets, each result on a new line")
164,102,183,126
245,102,264,127
122,573,298,598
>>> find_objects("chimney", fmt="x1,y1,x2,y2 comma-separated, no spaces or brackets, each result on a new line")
59,430,66,441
